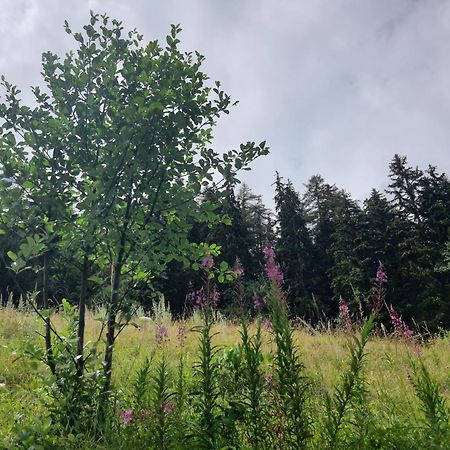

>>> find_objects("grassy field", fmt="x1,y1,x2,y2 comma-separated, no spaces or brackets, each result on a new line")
1,305,449,448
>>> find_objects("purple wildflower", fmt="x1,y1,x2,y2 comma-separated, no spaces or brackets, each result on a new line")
262,319,272,330
389,306,413,338
234,266,244,279
187,289,206,309
211,287,220,306
338,296,351,331
163,402,175,415
122,408,133,425
263,246,284,285
376,262,388,285
263,246,276,260
155,325,169,345
177,325,187,342
253,292,261,310
201,254,214,269
372,261,387,315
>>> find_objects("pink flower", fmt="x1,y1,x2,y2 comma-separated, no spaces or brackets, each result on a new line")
177,325,187,342
211,287,220,306
122,408,133,425
266,264,284,285
389,306,413,338
263,246,275,260
201,254,214,269
262,319,272,330
263,246,284,285
163,402,175,415
155,325,169,344
376,262,388,285
253,292,261,310
338,296,351,331
372,262,387,315
187,289,206,309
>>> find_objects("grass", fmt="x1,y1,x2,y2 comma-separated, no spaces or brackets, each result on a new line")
1,305,449,447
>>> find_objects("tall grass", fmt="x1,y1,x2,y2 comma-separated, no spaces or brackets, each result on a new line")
1,305,449,448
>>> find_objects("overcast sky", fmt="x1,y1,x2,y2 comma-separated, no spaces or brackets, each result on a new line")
1,0,449,208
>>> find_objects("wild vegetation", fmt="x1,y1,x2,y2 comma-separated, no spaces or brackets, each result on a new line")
0,256,449,449
0,12,449,449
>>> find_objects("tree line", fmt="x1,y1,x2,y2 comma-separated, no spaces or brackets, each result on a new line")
158,155,449,329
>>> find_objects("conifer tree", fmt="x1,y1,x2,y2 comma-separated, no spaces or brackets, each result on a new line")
274,173,314,315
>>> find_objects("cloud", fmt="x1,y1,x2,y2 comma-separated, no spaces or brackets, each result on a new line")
1,0,449,208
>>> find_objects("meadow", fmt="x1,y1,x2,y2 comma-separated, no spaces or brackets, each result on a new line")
1,298,449,449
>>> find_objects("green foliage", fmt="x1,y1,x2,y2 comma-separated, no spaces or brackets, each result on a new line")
192,310,222,449
239,320,270,448
268,286,311,449
274,174,314,316
0,9,268,424
149,356,176,450
322,316,375,449
412,360,450,445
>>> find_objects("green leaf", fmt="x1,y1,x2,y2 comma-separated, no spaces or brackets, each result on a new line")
7,251,17,261
22,181,34,190
88,275,103,284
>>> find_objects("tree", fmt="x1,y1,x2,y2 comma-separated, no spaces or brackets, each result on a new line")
202,183,255,276
274,173,314,315
237,183,275,273
0,12,268,413
328,192,364,303
387,156,449,326
302,175,339,315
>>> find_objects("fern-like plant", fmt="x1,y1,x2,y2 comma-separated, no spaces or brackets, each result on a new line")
149,356,175,450
412,360,450,446
239,319,269,449
269,286,311,449
322,315,375,449
192,309,222,450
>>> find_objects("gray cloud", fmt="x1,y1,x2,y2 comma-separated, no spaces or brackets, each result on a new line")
1,0,449,208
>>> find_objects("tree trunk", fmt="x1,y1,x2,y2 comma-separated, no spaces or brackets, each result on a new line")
42,251,56,375
76,254,89,376
100,196,132,416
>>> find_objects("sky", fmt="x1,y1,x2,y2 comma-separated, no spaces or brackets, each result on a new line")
1,0,449,208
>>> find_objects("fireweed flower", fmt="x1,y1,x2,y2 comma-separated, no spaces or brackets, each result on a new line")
389,306,413,338
263,246,284,285
253,292,261,310
122,408,133,425
201,254,214,269
263,246,275,260
263,319,272,330
234,265,244,279
211,287,220,306
376,262,388,285
163,402,175,415
372,261,387,315
338,296,351,331
389,305,420,356
187,289,206,309
177,325,187,342
155,325,169,345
